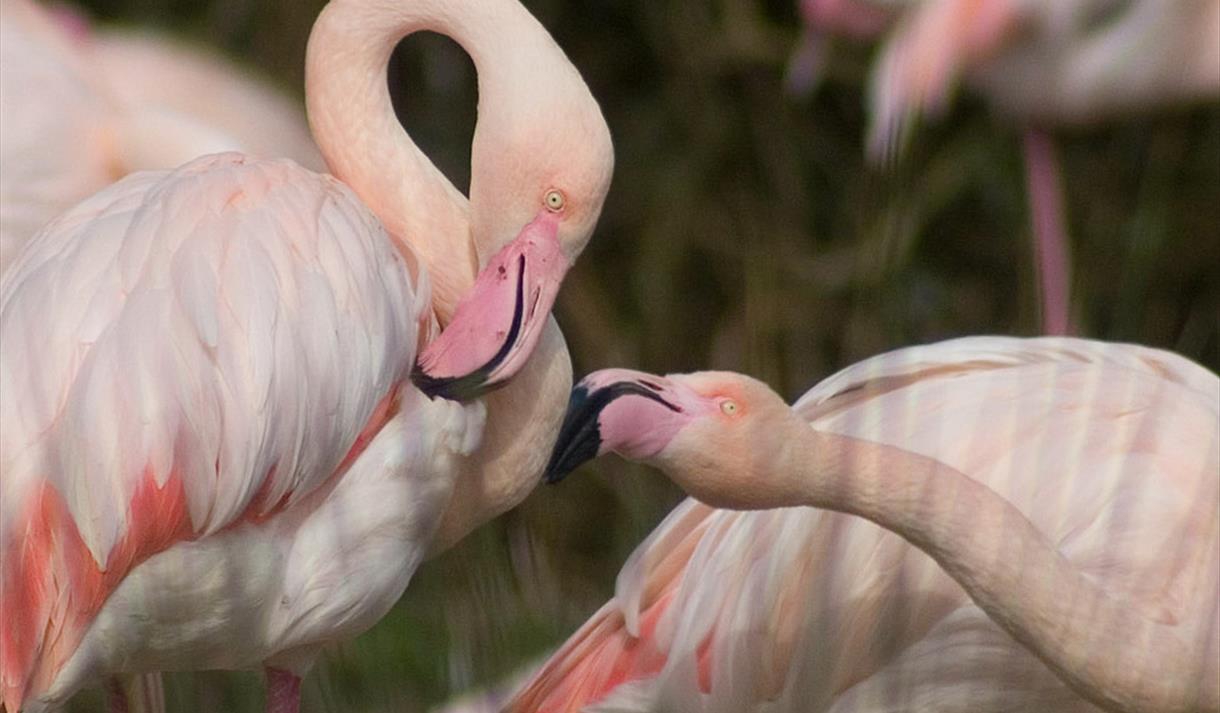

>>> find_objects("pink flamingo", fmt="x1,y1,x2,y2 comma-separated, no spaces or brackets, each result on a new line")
0,0,613,709
509,337,1219,712
86,28,323,174
789,1,1219,336
865,0,1220,335
0,0,321,275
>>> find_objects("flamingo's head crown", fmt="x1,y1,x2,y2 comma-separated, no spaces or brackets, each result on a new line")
412,16,614,402
468,34,614,268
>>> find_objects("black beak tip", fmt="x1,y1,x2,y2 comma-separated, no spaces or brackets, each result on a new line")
542,384,604,485
411,363,496,402
542,443,595,485
543,460,571,485
410,366,444,399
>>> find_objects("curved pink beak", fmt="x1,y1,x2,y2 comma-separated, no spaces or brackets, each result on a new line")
412,212,569,401
545,369,695,484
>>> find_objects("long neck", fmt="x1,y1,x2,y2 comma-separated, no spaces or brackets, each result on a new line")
305,0,521,318
308,0,580,548
788,424,1219,713
428,317,572,553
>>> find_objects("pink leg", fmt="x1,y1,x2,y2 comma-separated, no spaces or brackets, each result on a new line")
106,678,129,713
265,667,301,713
1022,127,1073,336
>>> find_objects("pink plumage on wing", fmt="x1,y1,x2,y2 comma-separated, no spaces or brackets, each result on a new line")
511,337,1220,712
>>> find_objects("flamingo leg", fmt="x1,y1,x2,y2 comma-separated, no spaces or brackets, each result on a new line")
1021,127,1073,336
106,678,130,713
265,668,301,713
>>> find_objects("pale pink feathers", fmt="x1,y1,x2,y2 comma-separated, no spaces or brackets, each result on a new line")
0,0,321,275
510,337,1219,712
0,153,425,707
866,0,1220,160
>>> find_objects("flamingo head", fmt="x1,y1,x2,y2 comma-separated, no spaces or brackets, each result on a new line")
545,369,805,509
412,47,614,402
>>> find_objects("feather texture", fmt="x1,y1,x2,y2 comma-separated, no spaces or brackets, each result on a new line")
512,337,1219,712
0,153,443,707
0,0,321,275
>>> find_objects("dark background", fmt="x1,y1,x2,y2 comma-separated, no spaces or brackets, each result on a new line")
65,0,1220,709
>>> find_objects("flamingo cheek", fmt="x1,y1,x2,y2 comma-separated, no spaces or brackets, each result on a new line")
598,398,688,461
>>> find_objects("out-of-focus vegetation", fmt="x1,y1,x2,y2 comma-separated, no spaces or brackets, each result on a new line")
65,0,1219,710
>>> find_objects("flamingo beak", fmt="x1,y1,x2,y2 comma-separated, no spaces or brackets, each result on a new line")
412,212,568,401
544,370,683,484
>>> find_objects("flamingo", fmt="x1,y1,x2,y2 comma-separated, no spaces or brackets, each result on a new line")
788,1,1219,336
868,0,1220,154
863,0,1220,335
85,28,323,175
0,0,613,709
0,0,321,275
509,337,1219,713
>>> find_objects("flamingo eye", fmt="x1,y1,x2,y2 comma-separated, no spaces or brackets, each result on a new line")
720,399,739,416
545,190,566,212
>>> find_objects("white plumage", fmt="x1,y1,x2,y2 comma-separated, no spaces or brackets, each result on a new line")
1,0,616,707
1,153,482,709
3,154,413,558
513,337,1219,712
0,0,322,275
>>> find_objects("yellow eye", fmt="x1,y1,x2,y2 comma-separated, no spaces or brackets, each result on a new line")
545,189,566,212
720,400,738,415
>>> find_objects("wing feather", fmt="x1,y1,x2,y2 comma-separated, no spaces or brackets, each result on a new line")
511,337,1218,712
1,152,423,701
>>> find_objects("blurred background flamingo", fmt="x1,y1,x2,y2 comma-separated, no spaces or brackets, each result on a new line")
792,0,1220,336
0,0,321,274
0,0,612,709
512,337,1219,712
87,29,322,174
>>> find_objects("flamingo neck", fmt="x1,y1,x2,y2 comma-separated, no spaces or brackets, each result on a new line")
428,317,572,554
307,0,583,552
785,422,1219,713
305,0,542,320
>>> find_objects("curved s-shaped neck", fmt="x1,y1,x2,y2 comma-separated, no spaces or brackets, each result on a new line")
306,0,557,319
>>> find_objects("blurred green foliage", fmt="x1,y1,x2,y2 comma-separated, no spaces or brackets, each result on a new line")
66,0,1220,710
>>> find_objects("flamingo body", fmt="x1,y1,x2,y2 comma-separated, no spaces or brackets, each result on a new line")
867,0,1220,157
88,30,324,173
0,0,322,275
2,0,614,706
0,0,116,273
803,0,1219,335
512,337,1220,712
0,153,482,710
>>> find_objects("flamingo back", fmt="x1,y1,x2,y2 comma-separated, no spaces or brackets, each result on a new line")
0,153,426,707
89,30,324,172
0,0,115,274
509,337,1219,712
0,1,323,277
867,0,1220,158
